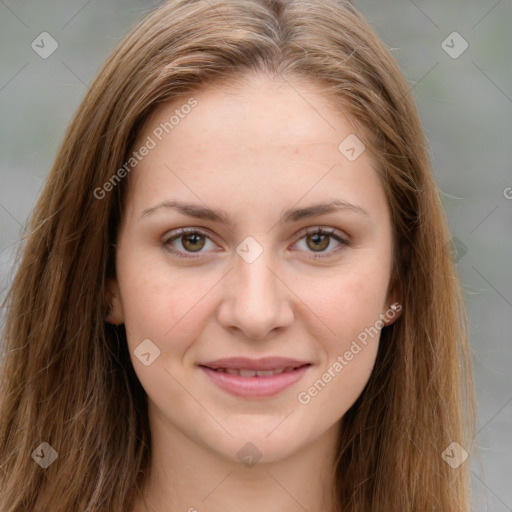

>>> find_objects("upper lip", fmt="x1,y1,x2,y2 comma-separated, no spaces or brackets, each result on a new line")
198,357,311,371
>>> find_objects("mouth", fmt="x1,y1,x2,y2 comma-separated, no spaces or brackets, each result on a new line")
198,361,312,399
201,364,309,377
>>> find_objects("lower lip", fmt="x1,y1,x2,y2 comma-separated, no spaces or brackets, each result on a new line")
199,365,311,398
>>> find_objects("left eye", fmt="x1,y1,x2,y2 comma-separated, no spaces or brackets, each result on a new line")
292,227,349,258
162,227,349,259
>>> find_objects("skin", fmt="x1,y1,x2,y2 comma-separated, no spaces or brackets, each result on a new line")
107,73,400,512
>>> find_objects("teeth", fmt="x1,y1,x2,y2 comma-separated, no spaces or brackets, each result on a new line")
214,367,297,377
239,369,257,377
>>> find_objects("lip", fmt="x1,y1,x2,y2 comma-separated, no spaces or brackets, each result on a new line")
198,357,312,399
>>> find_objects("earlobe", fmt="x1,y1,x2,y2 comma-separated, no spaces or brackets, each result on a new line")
382,300,402,326
105,279,124,325
382,263,403,326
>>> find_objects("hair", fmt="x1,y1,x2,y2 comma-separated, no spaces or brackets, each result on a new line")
0,0,476,510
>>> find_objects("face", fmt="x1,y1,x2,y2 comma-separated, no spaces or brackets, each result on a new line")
108,73,399,465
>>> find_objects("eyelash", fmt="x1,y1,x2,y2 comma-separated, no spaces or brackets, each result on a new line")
162,226,350,260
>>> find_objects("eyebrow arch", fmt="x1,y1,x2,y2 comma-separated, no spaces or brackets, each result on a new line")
140,199,369,228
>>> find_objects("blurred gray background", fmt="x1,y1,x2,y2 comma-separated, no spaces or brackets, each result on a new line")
0,1,511,510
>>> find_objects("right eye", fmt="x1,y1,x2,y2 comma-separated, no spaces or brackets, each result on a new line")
162,228,219,258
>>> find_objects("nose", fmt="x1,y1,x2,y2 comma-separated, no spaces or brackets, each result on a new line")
216,245,295,341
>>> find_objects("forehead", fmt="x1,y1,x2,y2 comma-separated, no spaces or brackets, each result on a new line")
123,73,386,225
140,73,365,154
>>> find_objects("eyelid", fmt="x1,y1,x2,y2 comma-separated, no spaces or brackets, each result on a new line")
295,225,349,244
161,225,350,259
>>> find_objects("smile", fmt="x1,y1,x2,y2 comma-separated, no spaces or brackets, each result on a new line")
208,366,304,377
199,364,311,398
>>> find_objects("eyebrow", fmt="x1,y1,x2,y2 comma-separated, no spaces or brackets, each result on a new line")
140,199,369,228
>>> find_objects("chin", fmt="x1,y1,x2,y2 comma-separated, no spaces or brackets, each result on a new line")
203,420,316,466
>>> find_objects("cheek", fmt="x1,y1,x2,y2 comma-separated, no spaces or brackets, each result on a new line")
117,256,219,357
292,264,387,408
294,263,390,342
298,339,379,426
116,263,214,408
295,276,384,419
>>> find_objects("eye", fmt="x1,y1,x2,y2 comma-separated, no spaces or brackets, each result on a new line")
162,228,217,258
162,226,350,259
291,226,349,259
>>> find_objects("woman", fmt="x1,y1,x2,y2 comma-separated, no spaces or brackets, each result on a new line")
0,0,476,510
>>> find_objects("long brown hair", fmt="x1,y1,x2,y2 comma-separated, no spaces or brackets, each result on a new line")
0,1,476,510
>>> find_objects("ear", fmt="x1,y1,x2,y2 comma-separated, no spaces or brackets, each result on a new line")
381,267,403,327
105,278,125,325
381,299,402,327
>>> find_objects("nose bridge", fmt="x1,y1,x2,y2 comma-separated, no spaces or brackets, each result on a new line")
234,237,280,308
237,247,276,298
217,236,293,338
